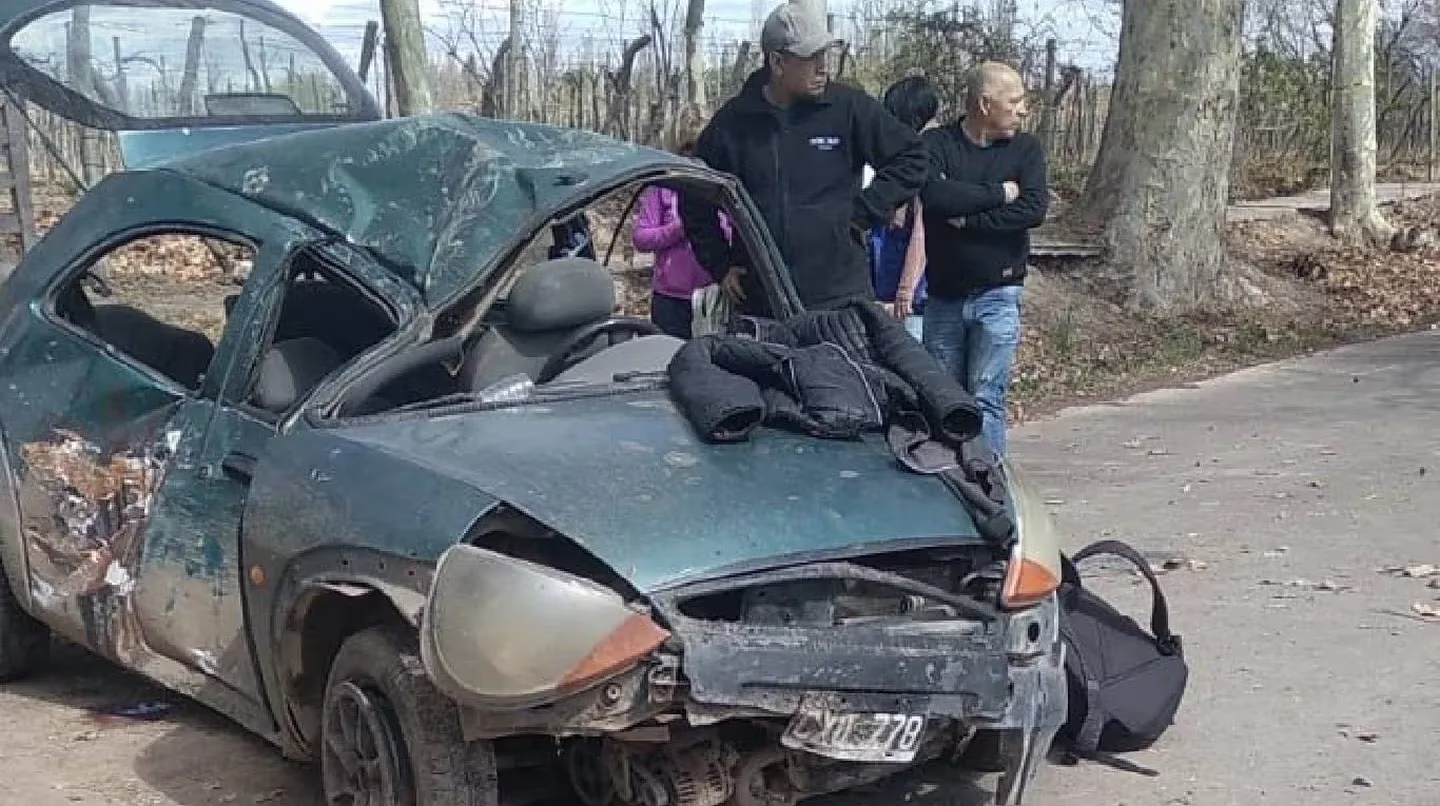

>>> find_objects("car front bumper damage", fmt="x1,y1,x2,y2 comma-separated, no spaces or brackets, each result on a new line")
648,570,1067,805
426,547,1067,805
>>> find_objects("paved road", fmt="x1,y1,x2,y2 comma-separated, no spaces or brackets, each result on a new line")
1003,330,1440,805
1034,182,1440,256
4,332,1440,805
1227,181,1440,222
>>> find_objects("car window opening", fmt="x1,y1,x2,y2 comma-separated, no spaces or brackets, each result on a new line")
330,175,779,421
238,246,399,421
53,231,256,391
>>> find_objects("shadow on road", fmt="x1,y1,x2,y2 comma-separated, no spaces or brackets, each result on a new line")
817,762,997,806
132,723,317,806
11,642,1005,806
6,641,316,806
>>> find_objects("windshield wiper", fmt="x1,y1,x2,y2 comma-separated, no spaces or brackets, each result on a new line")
386,373,667,416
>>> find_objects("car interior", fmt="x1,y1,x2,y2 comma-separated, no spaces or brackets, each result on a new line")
331,177,773,418
52,178,769,422
234,250,400,419
56,282,218,391
53,241,399,415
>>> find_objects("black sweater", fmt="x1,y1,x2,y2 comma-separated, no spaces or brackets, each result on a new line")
919,123,1049,299
682,69,930,311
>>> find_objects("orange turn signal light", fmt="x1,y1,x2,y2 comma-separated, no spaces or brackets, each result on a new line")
559,613,670,688
1000,557,1060,610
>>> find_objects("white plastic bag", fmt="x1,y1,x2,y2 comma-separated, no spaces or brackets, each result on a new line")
690,283,731,337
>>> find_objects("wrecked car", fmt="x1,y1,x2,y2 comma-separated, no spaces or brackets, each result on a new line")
0,2,1068,805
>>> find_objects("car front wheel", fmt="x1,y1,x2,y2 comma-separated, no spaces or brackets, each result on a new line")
0,560,50,682
321,625,499,806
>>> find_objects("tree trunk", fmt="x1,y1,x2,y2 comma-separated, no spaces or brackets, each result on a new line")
380,0,434,116
1075,0,1244,311
65,8,106,188
683,0,706,120
604,35,653,140
1329,0,1393,244
177,16,206,115
239,21,262,92
506,0,525,117
1038,38,1057,154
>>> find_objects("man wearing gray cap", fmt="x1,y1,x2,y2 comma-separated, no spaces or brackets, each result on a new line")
680,1,929,314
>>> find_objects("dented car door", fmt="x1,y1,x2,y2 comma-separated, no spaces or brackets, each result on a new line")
0,168,308,718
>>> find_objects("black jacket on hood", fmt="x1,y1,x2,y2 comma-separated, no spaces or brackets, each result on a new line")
681,69,931,311
666,301,1016,546
667,301,981,445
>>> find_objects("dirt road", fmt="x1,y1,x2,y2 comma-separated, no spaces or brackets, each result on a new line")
5,331,1440,805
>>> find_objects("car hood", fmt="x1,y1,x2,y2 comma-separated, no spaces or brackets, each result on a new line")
333,389,983,593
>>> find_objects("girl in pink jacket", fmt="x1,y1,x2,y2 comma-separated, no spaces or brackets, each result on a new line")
633,122,732,338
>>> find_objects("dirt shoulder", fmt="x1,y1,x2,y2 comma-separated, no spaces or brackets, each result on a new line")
1008,194,1440,424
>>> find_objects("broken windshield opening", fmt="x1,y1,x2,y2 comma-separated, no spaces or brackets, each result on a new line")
9,4,354,120
322,172,791,423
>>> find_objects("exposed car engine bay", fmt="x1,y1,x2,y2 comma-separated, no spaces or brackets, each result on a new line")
425,534,1065,806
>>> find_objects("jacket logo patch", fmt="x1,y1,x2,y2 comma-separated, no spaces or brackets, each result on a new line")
809,135,842,151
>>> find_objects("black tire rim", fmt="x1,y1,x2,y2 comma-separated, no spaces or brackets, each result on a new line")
322,680,411,806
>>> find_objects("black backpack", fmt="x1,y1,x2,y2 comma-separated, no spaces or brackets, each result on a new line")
1055,540,1188,775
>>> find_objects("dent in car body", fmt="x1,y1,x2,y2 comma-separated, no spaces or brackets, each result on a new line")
19,426,168,661
161,114,677,305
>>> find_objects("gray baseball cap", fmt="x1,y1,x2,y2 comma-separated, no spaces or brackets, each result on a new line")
760,2,839,57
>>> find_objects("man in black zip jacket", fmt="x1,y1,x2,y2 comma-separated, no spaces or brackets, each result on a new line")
680,1,930,314
917,61,1048,461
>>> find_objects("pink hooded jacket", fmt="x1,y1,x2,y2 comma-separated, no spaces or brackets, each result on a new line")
633,185,732,301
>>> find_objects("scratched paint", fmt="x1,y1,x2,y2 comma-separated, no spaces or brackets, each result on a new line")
19,428,166,663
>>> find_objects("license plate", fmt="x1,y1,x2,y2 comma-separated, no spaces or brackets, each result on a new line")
780,707,928,763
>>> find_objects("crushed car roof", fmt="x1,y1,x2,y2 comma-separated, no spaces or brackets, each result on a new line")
158,113,683,304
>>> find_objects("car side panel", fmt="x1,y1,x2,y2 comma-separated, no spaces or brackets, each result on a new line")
240,423,501,755
0,309,185,650
0,169,320,743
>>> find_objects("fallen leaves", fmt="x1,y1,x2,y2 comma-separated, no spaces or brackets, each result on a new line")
1372,562,1440,622
100,234,250,283
1379,563,1440,579
1411,602,1440,620
1259,578,1349,592
1156,557,1208,573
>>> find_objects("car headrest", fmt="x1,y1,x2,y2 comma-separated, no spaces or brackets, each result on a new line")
251,337,342,413
506,257,615,334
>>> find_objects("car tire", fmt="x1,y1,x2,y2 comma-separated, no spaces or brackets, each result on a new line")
321,625,499,806
0,559,50,682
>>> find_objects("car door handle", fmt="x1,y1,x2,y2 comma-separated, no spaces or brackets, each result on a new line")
221,451,258,481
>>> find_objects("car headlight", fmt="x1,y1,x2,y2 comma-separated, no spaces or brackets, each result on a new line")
420,543,669,711
1000,462,1063,610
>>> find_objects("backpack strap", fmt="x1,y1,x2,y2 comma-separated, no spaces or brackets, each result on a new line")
1057,609,1109,755
1071,540,1183,657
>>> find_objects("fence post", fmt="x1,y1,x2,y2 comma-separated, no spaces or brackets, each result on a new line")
1430,68,1437,184
1039,37,1057,155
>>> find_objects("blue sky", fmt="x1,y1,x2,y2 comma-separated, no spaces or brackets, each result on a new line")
273,0,1121,75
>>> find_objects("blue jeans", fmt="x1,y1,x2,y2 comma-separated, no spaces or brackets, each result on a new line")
922,285,1023,459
